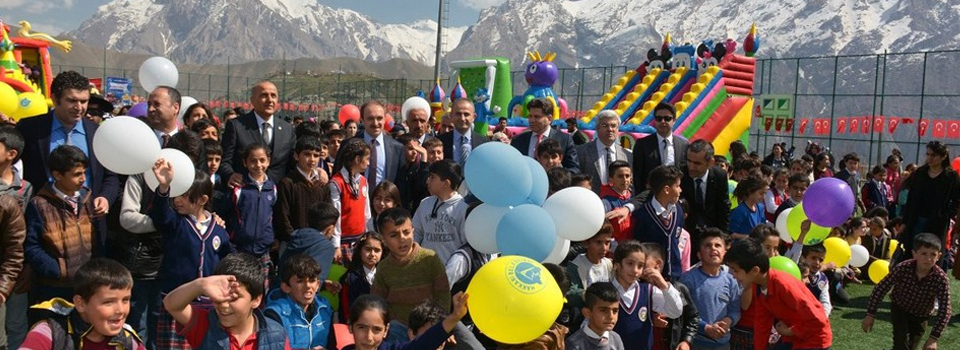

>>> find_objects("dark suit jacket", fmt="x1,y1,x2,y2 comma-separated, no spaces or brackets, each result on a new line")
680,166,731,236
353,132,406,187
17,113,120,251
219,112,296,182
510,130,580,173
575,140,633,193
439,130,489,161
632,133,688,190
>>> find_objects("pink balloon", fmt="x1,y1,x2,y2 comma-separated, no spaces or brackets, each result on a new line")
338,104,360,124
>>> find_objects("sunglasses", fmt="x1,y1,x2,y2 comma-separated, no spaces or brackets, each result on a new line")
655,116,674,122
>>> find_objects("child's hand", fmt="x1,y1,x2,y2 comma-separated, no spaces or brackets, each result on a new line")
323,280,342,294
153,159,174,191
800,219,811,235
823,262,837,271
212,213,226,227
861,315,874,333
442,292,469,334
642,267,668,290
774,321,793,337
652,313,668,328
924,338,937,350
200,275,240,303
675,341,690,350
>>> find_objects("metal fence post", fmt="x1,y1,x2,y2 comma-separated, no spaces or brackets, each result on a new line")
828,56,839,151
916,52,929,162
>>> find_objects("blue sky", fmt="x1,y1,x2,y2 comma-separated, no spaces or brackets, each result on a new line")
0,0,500,35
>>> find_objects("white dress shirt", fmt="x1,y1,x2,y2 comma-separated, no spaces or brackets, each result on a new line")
153,128,179,146
528,128,552,157
255,112,274,144
614,279,683,319
362,132,386,186
453,129,471,164
596,140,618,185
656,133,675,166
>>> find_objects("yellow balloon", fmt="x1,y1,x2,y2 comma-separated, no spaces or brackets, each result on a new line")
13,92,49,121
868,260,890,284
467,256,563,344
823,237,852,267
0,83,18,117
888,239,900,259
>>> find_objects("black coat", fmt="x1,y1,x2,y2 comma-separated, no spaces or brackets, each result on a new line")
219,112,296,181
680,166,731,236
439,131,489,161
632,133,688,190
510,130,580,173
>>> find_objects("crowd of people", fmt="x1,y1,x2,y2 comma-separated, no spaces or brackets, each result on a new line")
0,69,956,350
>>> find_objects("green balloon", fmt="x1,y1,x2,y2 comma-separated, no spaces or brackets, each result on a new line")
770,256,801,280
786,203,831,244
319,263,347,311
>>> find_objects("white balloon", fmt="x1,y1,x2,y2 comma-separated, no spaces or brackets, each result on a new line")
849,244,870,268
542,187,605,241
178,96,198,124
144,149,196,197
542,238,570,265
93,116,161,175
775,207,793,244
465,204,509,254
139,57,179,92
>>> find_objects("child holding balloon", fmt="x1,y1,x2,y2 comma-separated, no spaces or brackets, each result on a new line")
864,233,951,350
610,240,683,350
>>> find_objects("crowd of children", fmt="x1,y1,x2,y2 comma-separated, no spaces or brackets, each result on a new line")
3,75,960,350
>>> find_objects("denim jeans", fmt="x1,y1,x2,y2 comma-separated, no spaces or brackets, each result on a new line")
127,278,161,350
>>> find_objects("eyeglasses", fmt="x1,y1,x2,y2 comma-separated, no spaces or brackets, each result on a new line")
655,115,674,122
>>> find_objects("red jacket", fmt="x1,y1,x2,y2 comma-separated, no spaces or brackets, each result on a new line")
332,173,368,238
599,184,632,242
753,270,832,350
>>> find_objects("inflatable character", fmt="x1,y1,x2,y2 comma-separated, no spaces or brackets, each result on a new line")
473,87,501,125
506,51,566,120
671,43,697,71
696,41,727,74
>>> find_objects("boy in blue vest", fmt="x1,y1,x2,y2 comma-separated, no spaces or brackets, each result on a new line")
164,253,291,350
631,165,685,280
266,254,333,350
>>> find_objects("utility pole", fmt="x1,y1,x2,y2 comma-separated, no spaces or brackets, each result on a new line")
432,0,445,83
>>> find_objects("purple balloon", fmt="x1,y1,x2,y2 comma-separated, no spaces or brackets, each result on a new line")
803,178,855,227
128,102,148,118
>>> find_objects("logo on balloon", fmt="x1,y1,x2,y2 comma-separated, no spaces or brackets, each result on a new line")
506,260,544,294
19,98,29,107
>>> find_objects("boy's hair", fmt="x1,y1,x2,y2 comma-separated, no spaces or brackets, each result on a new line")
49,145,89,174
583,282,619,309
547,168,572,193
241,142,271,160
869,216,887,228
713,155,729,166
699,227,728,247
613,239,643,264
189,118,218,135
800,154,814,164
397,134,418,147
639,242,665,263
864,206,889,219
543,263,571,295
797,261,811,276
749,224,779,243
914,233,942,252
734,175,767,200
167,130,205,166
280,254,321,285
183,170,213,207
870,165,885,177
295,136,324,154
801,243,826,257
422,137,443,150
607,160,631,179
734,158,761,174
376,207,412,231
648,165,683,194
571,173,592,186
295,121,322,139
653,102,676,117
0,124,25,163
407,300,447,333
349,294,391,326
203,138,223,156
74,258,133,301
307,201,340,232
319,120,339,133
214,253,266,299
842,152,861,164
428,159,463,189
759,164,774,178
787,173,810,187
325,129,346,140
587,220,614,242
724,238,769,273
536,139,563,158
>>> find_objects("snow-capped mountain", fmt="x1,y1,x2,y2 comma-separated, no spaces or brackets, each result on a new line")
447,0,960,68
69,0,466,65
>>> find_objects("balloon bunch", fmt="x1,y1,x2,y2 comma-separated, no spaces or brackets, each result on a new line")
461,142,604,344
93,117,195,196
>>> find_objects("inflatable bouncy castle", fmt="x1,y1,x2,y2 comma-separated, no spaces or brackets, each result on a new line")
0,20,70,121
579,24,760,155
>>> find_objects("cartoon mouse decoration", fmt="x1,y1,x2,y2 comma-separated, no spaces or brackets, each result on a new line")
646,48,672,70
696,42,727,72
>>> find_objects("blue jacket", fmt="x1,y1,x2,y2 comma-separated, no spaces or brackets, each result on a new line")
149,190,235,293
199,308,286,350
226,175,277,256
265,289,333,350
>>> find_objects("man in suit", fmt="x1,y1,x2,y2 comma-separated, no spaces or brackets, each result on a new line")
220,81,296,185
403,96,435,145
511,98,579,173
356,100,405,192
440,98,489,166
680,139,731,249
146,86,181,146
633,102,688,191
576,110,632,193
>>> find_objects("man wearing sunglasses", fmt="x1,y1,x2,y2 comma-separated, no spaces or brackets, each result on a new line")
632,102,688,192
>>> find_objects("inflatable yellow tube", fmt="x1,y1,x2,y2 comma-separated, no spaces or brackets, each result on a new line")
713,97,753,156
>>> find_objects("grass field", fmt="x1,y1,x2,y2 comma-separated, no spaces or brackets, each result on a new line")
827,276,960,349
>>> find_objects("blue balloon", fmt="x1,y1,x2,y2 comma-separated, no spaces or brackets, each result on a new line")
525,157,548,205
464,142,533,207
496,205,557,262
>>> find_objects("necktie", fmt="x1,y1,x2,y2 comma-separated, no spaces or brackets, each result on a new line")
63,127,74,146
534,133,544,157
662,138,674,165
459,135,471,166
604,147,614,183
368,139,379,186
161,134,171,147
695,178,705,205
262,122,272,145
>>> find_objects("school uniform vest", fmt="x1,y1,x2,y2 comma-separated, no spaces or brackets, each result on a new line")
200,308,286,350
332,173,368,237
806,271,829,300
600,184,633,242
614,282,654,350
633,202,684,279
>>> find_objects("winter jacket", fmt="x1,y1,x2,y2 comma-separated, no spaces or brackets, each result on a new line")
226,175,277,256
116,174,162,279
265,289,333,350
25,298,143,350
24,185,94,289
0,194,26,298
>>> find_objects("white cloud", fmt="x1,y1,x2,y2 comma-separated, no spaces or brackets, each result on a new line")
458,0,508,11
28,21,67,35
0,0,30,9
